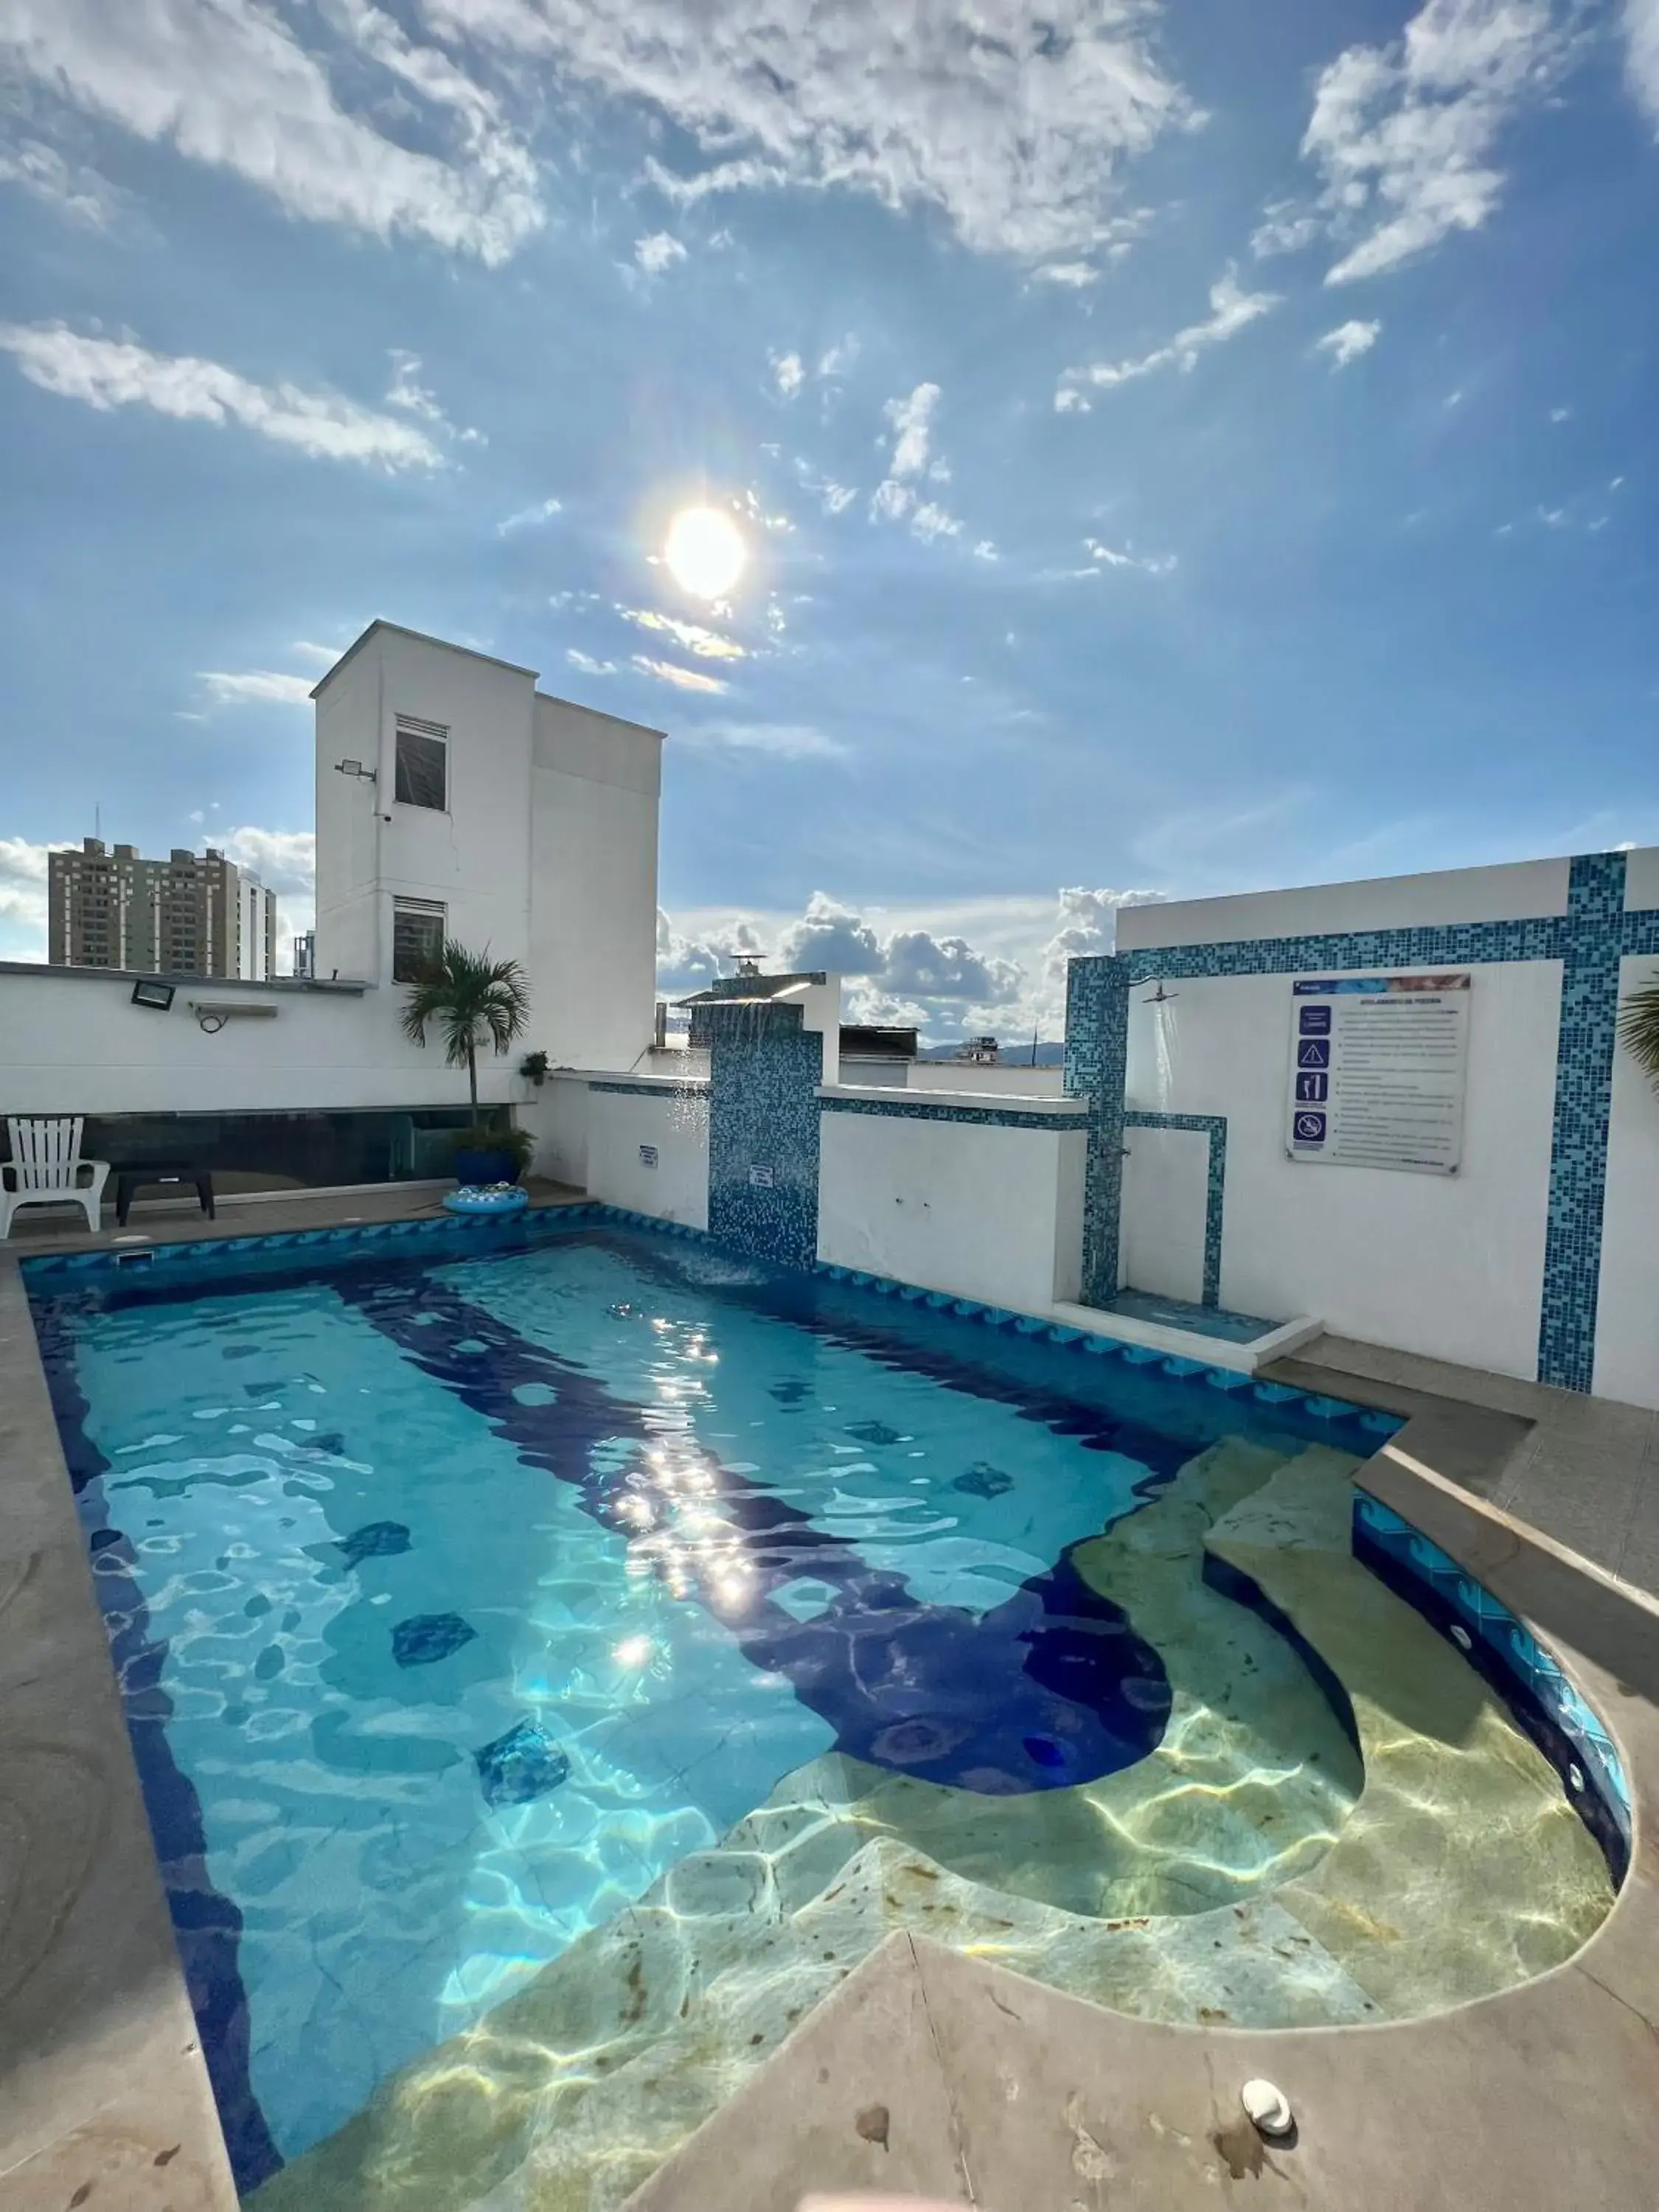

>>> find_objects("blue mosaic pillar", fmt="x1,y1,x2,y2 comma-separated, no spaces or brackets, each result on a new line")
1537,851,1628,1392
699,999,827,1270
1064,955,1131,1307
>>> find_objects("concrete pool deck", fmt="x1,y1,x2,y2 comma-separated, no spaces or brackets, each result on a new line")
0,1194,1655,2209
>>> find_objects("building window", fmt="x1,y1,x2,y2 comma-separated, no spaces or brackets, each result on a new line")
392,898,447,983
394,719,448,810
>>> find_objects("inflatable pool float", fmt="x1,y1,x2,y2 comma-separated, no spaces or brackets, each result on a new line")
443,1183,529,1217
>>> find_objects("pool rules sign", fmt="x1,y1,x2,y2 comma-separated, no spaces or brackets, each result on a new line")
1287,973,1471,1175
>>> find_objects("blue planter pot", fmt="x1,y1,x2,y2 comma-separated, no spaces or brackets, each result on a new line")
453,1150,519,1186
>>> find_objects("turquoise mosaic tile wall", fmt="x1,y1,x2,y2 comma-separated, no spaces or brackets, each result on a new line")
1067,851,1659,1392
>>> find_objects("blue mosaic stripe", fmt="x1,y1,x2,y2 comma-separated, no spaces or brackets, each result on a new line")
1353,1490,1630,1881
588,1079,709,1099
821,1096,1089,1131
1123,1112,1227,1308
1537,853,1627,1391
1069,852,1659,1394
1118,917,1568,984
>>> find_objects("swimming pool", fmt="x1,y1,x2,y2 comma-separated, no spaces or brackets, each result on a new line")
27,1209,1619,2202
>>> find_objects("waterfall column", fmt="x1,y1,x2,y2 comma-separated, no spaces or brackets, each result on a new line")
1063,954,1131,1308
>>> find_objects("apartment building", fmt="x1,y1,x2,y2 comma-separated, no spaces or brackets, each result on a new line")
48,838,276,978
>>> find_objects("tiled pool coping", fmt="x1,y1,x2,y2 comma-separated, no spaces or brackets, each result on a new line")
4,1196,1657,2212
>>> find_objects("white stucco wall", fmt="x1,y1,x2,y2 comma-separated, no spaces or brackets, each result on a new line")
531,697,663,1073
312,625,663,1077
909,1063,1066,1096
0,966,526,1113
314,625,539,987
584,1088,709,1228
1122,961,1562,1375
521,1074,590,1190
1595,953,1659,1408
1120,1125,1210,1307
818,1108,1085,1316
1118,856,1572,952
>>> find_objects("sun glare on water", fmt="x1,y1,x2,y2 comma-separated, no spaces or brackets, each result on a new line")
664,505,746,600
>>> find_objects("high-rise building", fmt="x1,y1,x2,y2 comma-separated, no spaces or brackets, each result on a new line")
48,839,276,978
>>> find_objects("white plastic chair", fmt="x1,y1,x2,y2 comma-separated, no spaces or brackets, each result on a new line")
1,1116,111,1237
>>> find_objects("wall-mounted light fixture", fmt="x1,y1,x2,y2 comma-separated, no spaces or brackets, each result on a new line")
189,1001,280,1035
131,978,175,1012
334,759,377,782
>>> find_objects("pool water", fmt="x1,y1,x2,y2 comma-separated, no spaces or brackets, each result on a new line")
30,1217,1602,2199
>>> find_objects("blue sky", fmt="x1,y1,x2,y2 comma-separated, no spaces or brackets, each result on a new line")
1,0,1656,1040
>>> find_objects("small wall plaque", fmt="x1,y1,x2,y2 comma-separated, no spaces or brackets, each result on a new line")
639,1144,659,1169
748,1164,774,1188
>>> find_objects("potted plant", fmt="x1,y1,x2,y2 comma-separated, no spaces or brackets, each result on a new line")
520,1050,550,1086
400,940,533,1183
449,1120,535,1186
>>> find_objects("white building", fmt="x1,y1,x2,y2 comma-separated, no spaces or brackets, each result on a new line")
313,620,662,1071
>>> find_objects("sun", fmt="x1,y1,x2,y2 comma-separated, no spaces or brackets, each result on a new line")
663,506,747,601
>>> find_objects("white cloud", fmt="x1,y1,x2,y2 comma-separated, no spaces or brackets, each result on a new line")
0,323,445,470
1078,537,1178,576
779,894,883,970
620,608,746,661
1299,0,1567,285
1030,260,1101,287
1058,269,1278,398
0,0,541,262
219,824,316,966
632,655,728,694
633,230,687,274
1549,405,1572,422
0,137,125,226
1054,386,1091,414
384,349,444,421
973,540,998,561
910,501,961,543
817,333,860,377
769,349,804,398
1317,318,1382,366
0,835,54,953
291,639,345,668
1250,200,1322,259
883,381,940,477
819,480,858,515
498,495,563,534
681,722,846,760
1630,0,1659,122
565,647,618,675
198,669,316,706
218,825,315,896
438,0,1192,260
872,382,969,539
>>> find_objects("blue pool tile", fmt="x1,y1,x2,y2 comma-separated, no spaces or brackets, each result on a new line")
474,1719,571,1809
390,1612,477,1668
338,1520,411,1568
954,1463,1015,1500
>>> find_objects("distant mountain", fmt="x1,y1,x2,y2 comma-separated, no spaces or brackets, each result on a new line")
915,1040,1066,1065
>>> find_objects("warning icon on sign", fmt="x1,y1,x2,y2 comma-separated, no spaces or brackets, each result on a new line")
1297,1039,1330,1069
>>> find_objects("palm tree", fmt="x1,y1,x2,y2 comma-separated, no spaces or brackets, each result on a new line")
1619,981,1659,1092
400,939,532,1113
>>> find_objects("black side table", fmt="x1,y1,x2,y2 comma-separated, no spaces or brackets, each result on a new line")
114,1165,217,1228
